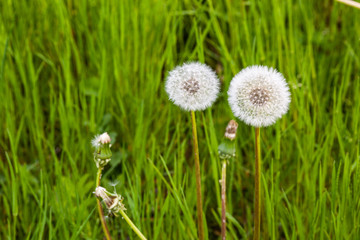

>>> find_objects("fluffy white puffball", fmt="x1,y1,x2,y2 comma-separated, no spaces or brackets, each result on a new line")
165,62,220,111
228,65,291,127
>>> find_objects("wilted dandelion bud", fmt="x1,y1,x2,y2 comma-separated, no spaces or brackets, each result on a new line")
92,132,112,147
218,120,238,160
94,186,126,217
224,120,238,141
228,66,291,127
165,62,220,111
99,132,111,144
92,132,112,169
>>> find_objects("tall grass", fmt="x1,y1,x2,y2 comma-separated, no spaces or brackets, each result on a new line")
0,0,359,239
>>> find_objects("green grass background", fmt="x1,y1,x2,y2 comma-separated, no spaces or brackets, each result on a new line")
1,0,360,239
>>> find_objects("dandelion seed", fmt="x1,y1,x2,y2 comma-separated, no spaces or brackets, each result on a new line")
109,180,120,188
227,65,291,127
91,135,101,148
165,62,220,111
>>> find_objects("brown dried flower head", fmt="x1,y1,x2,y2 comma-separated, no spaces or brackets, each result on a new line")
225,120,238,141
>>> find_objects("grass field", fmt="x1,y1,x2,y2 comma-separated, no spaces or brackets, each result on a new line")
1,0,360,239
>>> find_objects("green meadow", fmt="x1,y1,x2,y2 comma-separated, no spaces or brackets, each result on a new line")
1,0,360,239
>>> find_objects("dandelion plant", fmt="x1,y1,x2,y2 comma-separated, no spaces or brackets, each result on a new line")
92,133,147,240
166,62,220,240
228,66,291,240
92,132,113,240
218,120,238,240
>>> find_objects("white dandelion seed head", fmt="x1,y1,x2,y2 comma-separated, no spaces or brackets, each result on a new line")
165,62,220,111
228,65,291,127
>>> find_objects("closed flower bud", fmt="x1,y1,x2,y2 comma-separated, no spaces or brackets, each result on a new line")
218,120,238,160
224,120,238,141
92,132,112,168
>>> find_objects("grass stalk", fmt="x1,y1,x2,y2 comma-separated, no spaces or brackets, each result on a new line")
96,168,112,240
254,128,261,240
221,160,227,240
191,110,204,240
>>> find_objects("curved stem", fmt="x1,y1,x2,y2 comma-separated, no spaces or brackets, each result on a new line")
191,111,204,240
96,168,112,240
254,128,261,240
119,209,147,240
221,161,227,240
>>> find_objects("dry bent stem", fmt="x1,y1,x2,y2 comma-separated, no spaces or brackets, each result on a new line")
191,111,204,240
221,161,227,240
254,128,261,240
96,168,112,240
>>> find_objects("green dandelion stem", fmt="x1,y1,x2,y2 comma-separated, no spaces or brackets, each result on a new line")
191,110,204,240
96,168,112,240
221,160,227,240
254,128,261,240
118,209,147,240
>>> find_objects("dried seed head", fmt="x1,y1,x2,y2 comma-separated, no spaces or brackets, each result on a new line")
225,120,238,140
94,186,126,217
94,187,115,208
